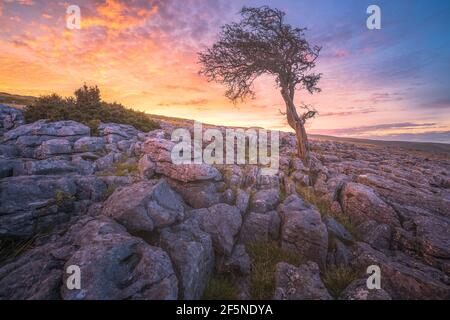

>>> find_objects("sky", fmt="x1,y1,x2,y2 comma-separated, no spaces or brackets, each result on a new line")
0,0,449,143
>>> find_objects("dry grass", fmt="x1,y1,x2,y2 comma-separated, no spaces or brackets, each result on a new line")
321,265,359,299
202,275,239,300
247,241,302,300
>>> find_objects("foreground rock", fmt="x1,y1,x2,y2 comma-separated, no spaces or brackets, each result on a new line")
340,182,400,228
340,279,391,300
274,262,332,300
0,175,109,238
61,218,178,300
0,217,178,300
278,195,328,266
1,106,449,300
350,243,450,299
160,217,214,300
191,204,242,256
102,179,185,234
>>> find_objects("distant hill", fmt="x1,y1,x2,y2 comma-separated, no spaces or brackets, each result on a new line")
310,134,450,158
0,92,36,108
1,91,448,157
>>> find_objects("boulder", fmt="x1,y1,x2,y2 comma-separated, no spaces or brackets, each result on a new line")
414,215,450,272
0,175,77,238
239,212,271,245
236,189,250,214
168,180,225,209
278,195,328,266
324,217,354,243
340,182,400,227
250,188,280,213
74,137,105,153
102,179,185,234
327,238,353,267
0,104,25,134
0,236,68,299
35,139,72,159
358,220,392,250
3,120,90,143
160,217,214,300
138,154,155,179
191,204,242,256
143,138,221,183
98,123,139,143
23,159,78,175
351,242,450,299
218,244,251,276
274,262,332,300
61,218,178,300
340,279,391,300
0,159,22,178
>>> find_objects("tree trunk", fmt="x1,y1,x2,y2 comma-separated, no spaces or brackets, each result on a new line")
281,87,310,164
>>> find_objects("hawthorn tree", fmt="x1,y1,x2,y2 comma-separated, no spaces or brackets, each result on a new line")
198,6,321,163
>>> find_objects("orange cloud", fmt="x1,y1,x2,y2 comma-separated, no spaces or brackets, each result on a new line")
81,0,158,31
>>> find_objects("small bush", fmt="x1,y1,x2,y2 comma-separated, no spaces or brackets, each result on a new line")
321,266,358,299
54,189,75,207
247,241,302,300
23,84,160,134
116,162,139,176
203,275,239,300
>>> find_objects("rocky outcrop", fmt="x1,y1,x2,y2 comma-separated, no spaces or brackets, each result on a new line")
1,105,449,300
0,217,178,300
350,242,450,299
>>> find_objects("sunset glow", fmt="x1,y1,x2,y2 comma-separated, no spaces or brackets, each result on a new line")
1,0,449,142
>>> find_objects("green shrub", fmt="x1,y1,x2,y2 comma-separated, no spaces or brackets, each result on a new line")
23,84,160,134
202,275,239,300
247,241,302,300
113,162,139,176
321,266,359,299
54,189,75,206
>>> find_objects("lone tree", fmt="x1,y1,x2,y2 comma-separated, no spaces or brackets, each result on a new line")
198,6,321,163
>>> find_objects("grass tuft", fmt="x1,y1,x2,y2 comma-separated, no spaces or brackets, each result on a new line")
202,275,239,300
321,266,359,299
247,241,302,300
